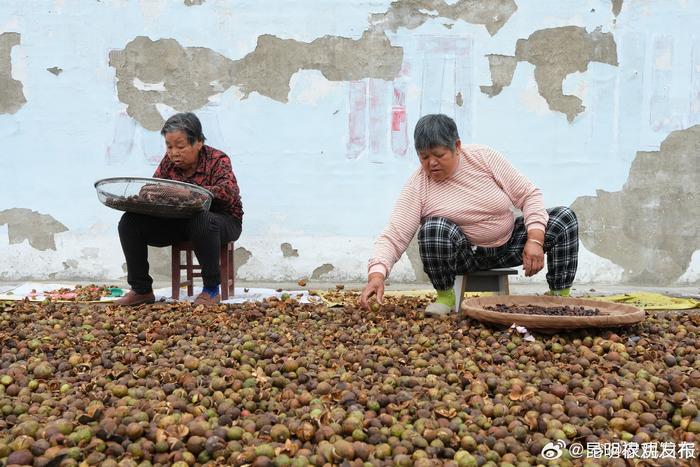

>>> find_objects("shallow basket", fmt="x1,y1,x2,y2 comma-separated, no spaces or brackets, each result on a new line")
461,295,645,332
95,177,213,219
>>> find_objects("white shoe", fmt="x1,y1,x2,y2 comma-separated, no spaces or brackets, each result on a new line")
425,302,453,316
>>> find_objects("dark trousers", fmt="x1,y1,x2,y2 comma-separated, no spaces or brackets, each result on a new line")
118,212,242,293
418,206,579,291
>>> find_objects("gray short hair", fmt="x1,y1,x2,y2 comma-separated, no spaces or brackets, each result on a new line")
161,112,206,145
414,114,460,152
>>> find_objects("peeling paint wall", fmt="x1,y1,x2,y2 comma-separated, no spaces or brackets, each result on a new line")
0,0,698,286
0,32,26,114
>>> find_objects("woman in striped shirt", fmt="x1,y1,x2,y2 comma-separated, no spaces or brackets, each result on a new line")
359,114,579,315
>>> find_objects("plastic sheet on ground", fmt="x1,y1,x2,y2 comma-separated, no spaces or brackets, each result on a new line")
0,282,321,305
0,283,121,303
588,292,699,310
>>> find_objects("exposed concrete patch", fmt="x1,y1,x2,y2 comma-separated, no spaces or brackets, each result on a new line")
62,259,78,270
281,242,299,258
405,234,429,283
234,247,253,275
109,37,235,131
480,54,518,97
571,125,700,284
47,66,63,76
110,32,402,130
611,0,623,17
0,32,27,114
370,0,517,36
0,209,68,251
455,91,463,107
184,0,205,5
516,27,618,122
231,30,402,101
311,263,335,280
483,26,618,122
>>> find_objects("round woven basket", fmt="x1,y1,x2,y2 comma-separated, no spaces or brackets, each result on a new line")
461,295,645,331
95,177,213,219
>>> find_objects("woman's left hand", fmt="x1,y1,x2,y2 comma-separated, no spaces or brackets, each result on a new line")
522,240,544,277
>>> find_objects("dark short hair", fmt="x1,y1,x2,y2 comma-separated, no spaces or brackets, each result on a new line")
160,112,206,145
414,114,460,152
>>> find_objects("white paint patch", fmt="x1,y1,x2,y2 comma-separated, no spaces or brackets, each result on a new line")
519,79,550,116
52,0,66,13
1,16,22,32
677,250,700,284
0,224,655,286
224,85,246,101
0,120,20,138
562,71,589,103
418,9,439,16
9,35,28,85
210,79,226,93
406,81,423,102
227,234,418,283
508,244,625,286
539,15,587,29
155,103,178,121
133,77,166,92
0,224,125,282
288,70,342,106
574,245,626,283
654,45,673,70
138,0,168,22
140,127,165,165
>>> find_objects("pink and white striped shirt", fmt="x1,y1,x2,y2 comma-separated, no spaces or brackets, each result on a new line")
368,144,549,278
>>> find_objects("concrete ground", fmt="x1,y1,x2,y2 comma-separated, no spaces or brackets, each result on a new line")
1,280,698,299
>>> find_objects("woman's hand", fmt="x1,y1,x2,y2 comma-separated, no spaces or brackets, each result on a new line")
360,272,385,310
523,230,545,277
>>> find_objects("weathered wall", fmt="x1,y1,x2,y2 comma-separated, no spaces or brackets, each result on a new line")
0,0,698,286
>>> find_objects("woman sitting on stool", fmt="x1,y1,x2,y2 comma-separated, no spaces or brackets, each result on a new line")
116,112,243,306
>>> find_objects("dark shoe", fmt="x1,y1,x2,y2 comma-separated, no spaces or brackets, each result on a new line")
115,290,155,306
194,292,221,306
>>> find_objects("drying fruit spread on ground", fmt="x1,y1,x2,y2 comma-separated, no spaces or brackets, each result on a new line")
0,293,698,466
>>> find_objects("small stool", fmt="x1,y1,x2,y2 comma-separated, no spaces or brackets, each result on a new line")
454,268,517,306
171,241,235,300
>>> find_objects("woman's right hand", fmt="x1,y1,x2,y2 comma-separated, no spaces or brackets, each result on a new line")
360,272,385,310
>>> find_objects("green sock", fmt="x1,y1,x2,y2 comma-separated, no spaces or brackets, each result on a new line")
546,287,571,297
435,289,456,307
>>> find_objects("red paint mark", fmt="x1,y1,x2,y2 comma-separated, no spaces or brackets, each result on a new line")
391,76,408,156
391,106,405,131
347,80,367,159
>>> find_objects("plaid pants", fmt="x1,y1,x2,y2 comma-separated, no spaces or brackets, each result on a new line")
418,206,579,291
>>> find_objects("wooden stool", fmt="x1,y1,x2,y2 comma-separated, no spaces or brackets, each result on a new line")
171,241,235,300
454,268,517,307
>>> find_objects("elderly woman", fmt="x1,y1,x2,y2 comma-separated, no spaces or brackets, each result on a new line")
360,114,578,315
116,112,243,306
